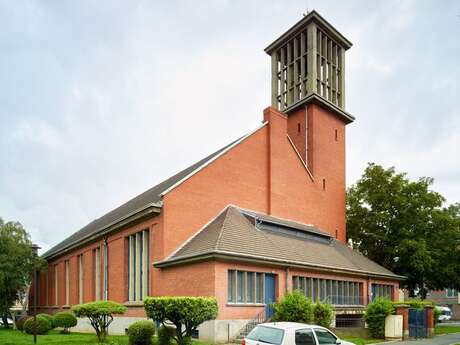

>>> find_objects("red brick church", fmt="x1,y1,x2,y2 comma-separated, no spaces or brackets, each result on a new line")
34,11,403,342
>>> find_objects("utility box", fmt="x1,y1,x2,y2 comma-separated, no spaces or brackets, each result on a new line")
385,315,403,340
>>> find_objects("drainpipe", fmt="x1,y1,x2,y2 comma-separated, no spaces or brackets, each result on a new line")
103,238,108,300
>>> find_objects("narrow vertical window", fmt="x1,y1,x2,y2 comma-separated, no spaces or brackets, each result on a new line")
65,260,69,305
227,270,235,302
45,271,49,306
237,271,244,303
54,265,58,306
94,247,101,300
297,123,301,134
322,178,326,190
335,129,338,141
247,272,254,303
128,230,150,301
78,254,84,304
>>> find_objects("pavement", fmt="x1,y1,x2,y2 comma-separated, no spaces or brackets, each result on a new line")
378,333,460,345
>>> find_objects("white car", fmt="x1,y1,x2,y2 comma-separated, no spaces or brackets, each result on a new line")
243,322,355,345
436,306,452,322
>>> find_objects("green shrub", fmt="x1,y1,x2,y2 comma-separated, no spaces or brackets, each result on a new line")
54,311,78,333
272,290,313,323
73,300,127,342
128,320,155,345
364,298,394,338
16,316,30,331
23,315,52,335
144,296,217,345
434,307,441,324
395,299,434,309
37,313,54,328
157,325,176,345
313,302,334,328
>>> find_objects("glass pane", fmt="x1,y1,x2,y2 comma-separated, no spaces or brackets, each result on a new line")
247,272,254,303
296,329,315,345
338,281,343,305
237,271,244,303
256,273,264,303
227,270,235,302
247,326,284,345
314,329,337,345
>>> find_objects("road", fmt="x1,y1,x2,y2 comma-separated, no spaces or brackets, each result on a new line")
384,333,460,345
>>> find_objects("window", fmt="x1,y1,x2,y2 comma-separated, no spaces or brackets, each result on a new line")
372,284,393,300
296,329,315,345
247,326,284,345
447,289,458,297
54,264,58,306
65,260,70,305
94,247,101,300
228,270,265,304
335,129,338,141
293,276,363,305
127,230,150,301
314,329,337,345
78,254,84,304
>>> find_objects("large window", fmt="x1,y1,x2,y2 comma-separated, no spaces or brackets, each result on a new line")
78,254,84,304
93,247,101,300
447,289,458,297
228,270,265,304
293,276,363,305
372,284,393,300
127,230,150,301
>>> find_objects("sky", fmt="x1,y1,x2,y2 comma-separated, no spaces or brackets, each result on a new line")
0,0,459,253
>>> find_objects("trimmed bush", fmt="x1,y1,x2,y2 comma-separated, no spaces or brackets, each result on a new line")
272,290,313,323
364,298,394,338
128,320,155,345
144,296,218,345
37,313,55,328
16,316,30,331
158,325,176,345
313,302,334,328
54,311,78,333
73,300,127,343
23,315,52,335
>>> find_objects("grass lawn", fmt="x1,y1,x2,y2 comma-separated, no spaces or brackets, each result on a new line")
343,337,384,345
435,325,460,335
0,328,214,345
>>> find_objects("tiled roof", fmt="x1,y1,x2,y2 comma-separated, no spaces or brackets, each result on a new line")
158,205,404,280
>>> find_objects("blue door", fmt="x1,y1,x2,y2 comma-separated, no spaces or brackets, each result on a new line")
265,274,276,319
408,308,427,338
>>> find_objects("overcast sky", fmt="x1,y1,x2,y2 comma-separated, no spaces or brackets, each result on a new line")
1,0,459,253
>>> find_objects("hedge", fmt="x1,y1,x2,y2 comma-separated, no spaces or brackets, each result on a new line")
23,315,52,335
272,290,313,323
364,298,394,338
54,312,78,333
128,320,155,345
144,296,218,345
37,313,54,328
313,302,334,328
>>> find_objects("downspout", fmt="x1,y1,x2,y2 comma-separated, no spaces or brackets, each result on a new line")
103,237,108,300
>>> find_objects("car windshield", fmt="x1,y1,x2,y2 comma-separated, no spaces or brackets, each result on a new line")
247,326,284,345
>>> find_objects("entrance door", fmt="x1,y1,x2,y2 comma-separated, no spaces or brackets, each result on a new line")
264,274,276,319
408,308,427,338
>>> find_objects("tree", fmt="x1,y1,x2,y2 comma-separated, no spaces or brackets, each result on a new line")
72,301,127,342
144,297,218,345
0,218,44,328
347,163,460,297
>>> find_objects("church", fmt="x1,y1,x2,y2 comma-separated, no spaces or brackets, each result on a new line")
35,11,403,342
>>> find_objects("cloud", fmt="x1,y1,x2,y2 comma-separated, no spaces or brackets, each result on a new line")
0,0,459,253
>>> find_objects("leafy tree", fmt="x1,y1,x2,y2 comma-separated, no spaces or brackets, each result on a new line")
144,296,218,345
347,163,460,297
72,301,127,342
0,218,44,328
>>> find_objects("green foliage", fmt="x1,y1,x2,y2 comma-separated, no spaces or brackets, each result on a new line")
144,296,218,345
127,320,155,345
54,312,77,333
16,316,30,331
364,298,394,338
313,301,334,328
23,315,52,335
72,301,127,342
158,325,176,345
272,290,313,323
0,218,46,327
395,299,434,309
37,313,55,328
434,308,441,324
347,163,460,297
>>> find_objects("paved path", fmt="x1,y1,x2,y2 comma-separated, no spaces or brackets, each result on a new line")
382,333,460,345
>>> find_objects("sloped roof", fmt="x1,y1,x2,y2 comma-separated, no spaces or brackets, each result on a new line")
42,131,255,260
157,205,404,280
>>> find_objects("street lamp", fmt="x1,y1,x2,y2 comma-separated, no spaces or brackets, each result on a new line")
31,244,40,344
